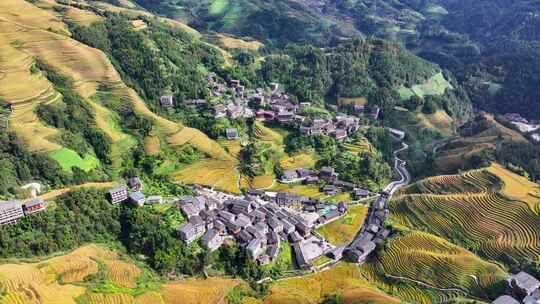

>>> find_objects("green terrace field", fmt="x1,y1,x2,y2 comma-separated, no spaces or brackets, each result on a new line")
398,72,453,101
48,148,100,173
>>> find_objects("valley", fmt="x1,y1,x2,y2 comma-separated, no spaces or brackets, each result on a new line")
1,0,540,304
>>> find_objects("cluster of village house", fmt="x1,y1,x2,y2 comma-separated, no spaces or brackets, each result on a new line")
280,166,371,198
345,192,391,263
492,271,540,304
174,187,352,268
160,75,381,141
108,176,355,268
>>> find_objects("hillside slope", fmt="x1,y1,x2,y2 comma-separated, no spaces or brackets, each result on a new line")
0,0,237,195
391,163,540,267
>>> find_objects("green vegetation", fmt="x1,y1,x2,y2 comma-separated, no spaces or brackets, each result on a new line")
48,148,100,173
70,13,225,110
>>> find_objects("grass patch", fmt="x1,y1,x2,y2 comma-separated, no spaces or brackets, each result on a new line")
49,148,100,172
317,205,368,245
209,0,230,15
399,72,453,100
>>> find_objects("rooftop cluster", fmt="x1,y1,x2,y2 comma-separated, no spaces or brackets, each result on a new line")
280,166,371,198
160,77,381,141
492,272,540,304
175,187,348,268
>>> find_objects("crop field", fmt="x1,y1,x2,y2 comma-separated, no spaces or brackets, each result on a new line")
343,138,377,155
208,33,264,51
219,139,242,158
269,183,326,199
435,114,528,172
265,263,399,304
338,97,368,107
0,244,243,304
63,5,104,26
161,278,239,304
380,231,507,292
48,148,100,172
144,136,161,156
316,205,368,245
398,72,453,100
0,245,111,304
103,260,142,289
172,159,241,193
361,261,471,304
0,0,69,35
360,230,508,304
253,121,284,149
416,110,454,137
399,167,502,195
391,189,540,263
280,152,316,170
488,163,540,213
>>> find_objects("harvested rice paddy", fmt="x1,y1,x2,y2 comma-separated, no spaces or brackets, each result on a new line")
265,263,399,304
391,164,540,264
317,205,368,245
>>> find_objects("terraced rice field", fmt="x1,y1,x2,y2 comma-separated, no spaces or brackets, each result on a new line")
398,72,453,100
2,0,231,171
216,34,263,51
0,244,240,304
317,205,368,245
219,139,242,158
360,262,467,304
399,168,502,195
143,136,160,156
391,191,540,263
488,163,540,213
0,245,112,304
435,114,528,173
253,121,284,149
265,263,399,304
103,260,142,289
172,159,241,193
269,183,326,199
416,110,454,137
380,231,507,292
161,278,239,304
280,152,315,170
344,138,377,155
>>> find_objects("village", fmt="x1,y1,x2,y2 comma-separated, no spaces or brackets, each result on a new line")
104,172,379,270
160,74,381,141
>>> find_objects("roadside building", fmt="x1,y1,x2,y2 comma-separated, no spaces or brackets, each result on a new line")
353,188,370,199
129,192,146,207
108,186,128,204
22,198,47,215
147,195,163,204
160,95,174,108
246,237,267,259
213,104,227,118
128,177,143,191
0,201,24,225
281,169,299,182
